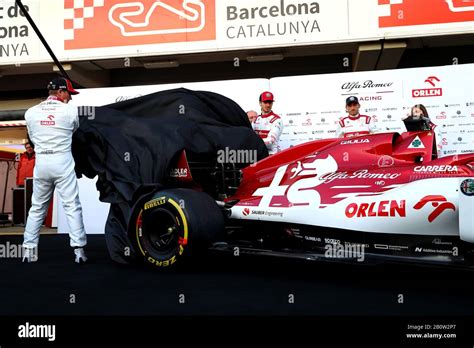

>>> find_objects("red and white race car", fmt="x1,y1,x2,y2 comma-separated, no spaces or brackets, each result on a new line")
129,130,474,269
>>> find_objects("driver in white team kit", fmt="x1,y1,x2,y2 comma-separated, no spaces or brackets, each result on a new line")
253,91,283,155
337,96,376,138
22,77,87,263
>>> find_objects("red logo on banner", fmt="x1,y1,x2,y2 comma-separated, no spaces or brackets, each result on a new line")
412,76,443,98
378,0,474,28
64,0,216,50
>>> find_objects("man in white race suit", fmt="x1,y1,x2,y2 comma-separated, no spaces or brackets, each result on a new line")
22,77,87,263
337,96,376,138
253,91,283,155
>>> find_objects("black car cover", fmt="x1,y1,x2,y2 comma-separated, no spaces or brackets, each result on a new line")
72,88,268,263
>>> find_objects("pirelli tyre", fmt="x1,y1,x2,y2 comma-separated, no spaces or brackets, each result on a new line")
128,189,224,268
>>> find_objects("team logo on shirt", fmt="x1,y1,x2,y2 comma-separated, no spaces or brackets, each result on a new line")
40,115,56,126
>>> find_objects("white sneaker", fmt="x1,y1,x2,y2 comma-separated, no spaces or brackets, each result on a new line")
74,248,88,263
22,247,38,263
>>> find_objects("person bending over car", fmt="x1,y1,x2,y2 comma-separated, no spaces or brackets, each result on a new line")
402,104,443,156
337,96,376,138
253,91,283,155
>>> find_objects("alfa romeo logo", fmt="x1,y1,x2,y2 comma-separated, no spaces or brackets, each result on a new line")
461,179,474,196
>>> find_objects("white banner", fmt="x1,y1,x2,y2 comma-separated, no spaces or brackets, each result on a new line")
1,0,473,65
270,64,474,156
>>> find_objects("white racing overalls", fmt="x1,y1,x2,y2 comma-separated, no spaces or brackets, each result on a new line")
336,114,376,138
253,111,284,155
23,96,87,249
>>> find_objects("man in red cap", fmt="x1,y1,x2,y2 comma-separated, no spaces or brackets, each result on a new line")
22,77,88,263
253,91,283,155
336,96,376,138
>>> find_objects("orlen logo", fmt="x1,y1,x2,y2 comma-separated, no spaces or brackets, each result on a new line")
40,115,55,126
413,195,456,223
345,200,406,218
412,76,443,98
436,111,447,120
64,0,216,50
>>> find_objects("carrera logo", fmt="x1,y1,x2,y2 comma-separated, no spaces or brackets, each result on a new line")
40,115,55,126
340,138,370,145
64,0,216,50
414,165,458,173
378,0,474,28
412,76,443,98
413,195,456,223
345,200,406,218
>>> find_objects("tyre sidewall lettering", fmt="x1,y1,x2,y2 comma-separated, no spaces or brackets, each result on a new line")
136,196,189,267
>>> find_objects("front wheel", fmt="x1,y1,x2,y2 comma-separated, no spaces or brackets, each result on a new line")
128,188,224,268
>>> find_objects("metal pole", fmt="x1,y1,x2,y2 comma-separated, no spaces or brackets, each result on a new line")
15,0,71,80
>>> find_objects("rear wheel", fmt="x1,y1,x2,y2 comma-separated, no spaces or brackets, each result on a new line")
128,188,224,268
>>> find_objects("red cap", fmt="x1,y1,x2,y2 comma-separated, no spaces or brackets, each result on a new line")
259,91,274,102
47,77,79,95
